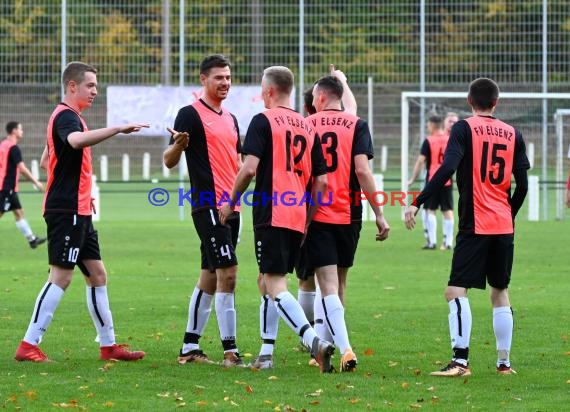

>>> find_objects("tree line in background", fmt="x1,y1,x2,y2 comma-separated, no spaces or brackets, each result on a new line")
1,0,569,87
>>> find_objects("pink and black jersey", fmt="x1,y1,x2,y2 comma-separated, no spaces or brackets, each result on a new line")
0,139,22,191
173,99,241,212
43,103,92,216
243,106,326,234
420,130,452,187
307,109,373,224
415,116,530,235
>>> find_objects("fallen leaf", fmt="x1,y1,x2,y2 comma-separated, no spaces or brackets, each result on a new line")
246,385,253,393
177,402,186,407
364,348,374,356
306,389,323,397
25,391,37,400
103,401,114,407
402,382,409,389
414,369,421,375
349,398,360,404
427,386,435,391
268,376,279,380
309,400,320,405
388,361,398,367
195,401,208,406
157,392,170,398
410,403,422,408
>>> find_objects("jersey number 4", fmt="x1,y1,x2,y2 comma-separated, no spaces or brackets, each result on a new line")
480,141,507,184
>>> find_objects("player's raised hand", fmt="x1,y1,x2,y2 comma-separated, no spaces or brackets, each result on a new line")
167,127,189,149
120,123,150,134
330,64,347,83
404,205,419,230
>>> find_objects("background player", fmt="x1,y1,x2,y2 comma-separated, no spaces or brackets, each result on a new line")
0,121,46,248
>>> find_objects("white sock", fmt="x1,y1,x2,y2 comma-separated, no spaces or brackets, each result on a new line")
15,219,34,240
443,217,454,247
274,291,317,345
23,282,64,345
421,209,428,242
448,297,472,351
215,292,237,351
427,213,437,246
322,294,351,354
493,306,513,367
86,286,115,347
314,287,333,342
182,287,213,353
259,295,279,356
298,289,316,325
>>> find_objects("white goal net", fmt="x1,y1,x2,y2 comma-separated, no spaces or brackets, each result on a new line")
401,91,570,221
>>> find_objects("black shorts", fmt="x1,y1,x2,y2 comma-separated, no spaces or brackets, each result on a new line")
449,233,514,290
254,226,303,275
306,221,361,269
45,213,102,275
192,208,239,272
423,185,453,211
295,242,314,281
0,190,22,212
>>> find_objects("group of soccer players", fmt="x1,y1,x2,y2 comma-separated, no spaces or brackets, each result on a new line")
9,55,530,377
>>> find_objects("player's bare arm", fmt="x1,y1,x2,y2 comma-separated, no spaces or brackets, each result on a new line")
18,162,44,192
163,127,189,169
68,123,150,149
219,154,258,225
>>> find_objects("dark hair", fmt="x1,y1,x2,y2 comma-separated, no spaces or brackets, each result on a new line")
62,61,97,88
262,66,294,95
6,121,20,135
427,114,443,125
468,78,499,110
303,86,316,115
200,54,231,75
315,75,343,101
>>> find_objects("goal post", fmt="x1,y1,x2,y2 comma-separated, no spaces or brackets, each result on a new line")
401,91,570,221
554,109,570,220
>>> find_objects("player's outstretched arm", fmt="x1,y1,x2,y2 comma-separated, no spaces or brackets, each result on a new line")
68,123,150,149
18,162,44,192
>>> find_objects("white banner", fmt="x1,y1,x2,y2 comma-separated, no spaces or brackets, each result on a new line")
107,85,295,137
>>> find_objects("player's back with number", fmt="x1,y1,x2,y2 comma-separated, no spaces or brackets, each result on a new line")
245,107,316,233
449,116,527,234
307,110,371,224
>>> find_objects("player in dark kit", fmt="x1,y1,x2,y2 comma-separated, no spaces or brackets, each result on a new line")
163,54,245,367
15,61,148,362
405,78,529,376
0,121,46,248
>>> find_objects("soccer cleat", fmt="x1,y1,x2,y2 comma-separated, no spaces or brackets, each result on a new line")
340,349,358,372
15,341,49,362
178,349,214,365
422,243,436,250
29,237,47,249
221,351,246,368
497,364,517,375
250,354,273,370
440,244,451,250
430,361,471,377
308,358,319,367
311,337,335,373
100,344,145,361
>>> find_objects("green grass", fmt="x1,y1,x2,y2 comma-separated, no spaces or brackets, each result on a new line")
1,185,569,411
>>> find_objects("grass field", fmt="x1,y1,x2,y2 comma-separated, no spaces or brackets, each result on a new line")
1,183,569,411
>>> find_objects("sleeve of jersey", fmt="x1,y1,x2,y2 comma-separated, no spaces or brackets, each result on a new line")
353,119,374,159
420,139,430,157
172,106,196,145
413,122,466,207
509,130,530,218
56,110,83,144
310,136,327,177
231,114,242,153
242,114,269,159
10,145,23,164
